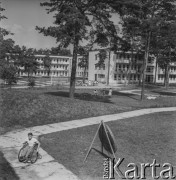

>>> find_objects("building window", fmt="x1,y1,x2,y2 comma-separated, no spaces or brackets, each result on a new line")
130,75,133,80
146,66,154,73
115,63,118,71
95,54,98,60
118,75,121,80
134,75,136,80
123,65,125,71
98,74,105,78
114,74,117,80
148,57,154,64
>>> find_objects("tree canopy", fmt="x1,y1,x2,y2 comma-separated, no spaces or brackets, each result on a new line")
36,0,121,98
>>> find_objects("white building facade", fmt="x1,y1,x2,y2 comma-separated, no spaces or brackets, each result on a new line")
19,54,88,80
88,50,176,85
156,62,176,84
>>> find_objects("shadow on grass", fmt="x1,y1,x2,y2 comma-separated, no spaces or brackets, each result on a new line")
91,148,111,159
112,91,140,101
46,91,113,103
151,90,176,96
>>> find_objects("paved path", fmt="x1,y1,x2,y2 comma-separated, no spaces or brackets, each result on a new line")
1,107,176,180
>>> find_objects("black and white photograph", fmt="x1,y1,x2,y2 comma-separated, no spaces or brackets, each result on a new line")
1,0,176,179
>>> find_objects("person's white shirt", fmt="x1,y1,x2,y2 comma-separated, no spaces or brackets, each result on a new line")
25,137,39,147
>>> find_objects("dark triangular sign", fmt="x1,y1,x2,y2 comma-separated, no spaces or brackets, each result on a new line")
84,121,117,163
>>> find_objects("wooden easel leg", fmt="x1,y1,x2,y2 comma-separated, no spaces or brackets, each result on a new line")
83,122,102,163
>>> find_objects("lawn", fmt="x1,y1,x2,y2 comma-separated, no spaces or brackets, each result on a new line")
1,86,176,134
40,111,176,180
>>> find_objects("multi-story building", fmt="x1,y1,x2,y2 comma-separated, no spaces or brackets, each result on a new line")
88,50,143,84
156,62,176,84
88,50,175,85
35,55,71,78
17,50,176,84
18,54,88,80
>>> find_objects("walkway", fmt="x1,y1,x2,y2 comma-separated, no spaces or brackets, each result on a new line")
0,107,176,180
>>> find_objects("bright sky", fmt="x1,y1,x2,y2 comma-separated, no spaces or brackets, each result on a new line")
1,0,58,49
1,0,120,50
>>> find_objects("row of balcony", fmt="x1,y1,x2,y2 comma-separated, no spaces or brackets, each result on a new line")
116,59,155,65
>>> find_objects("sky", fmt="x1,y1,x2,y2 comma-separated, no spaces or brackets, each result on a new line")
1,0,59,49
1,0,120,50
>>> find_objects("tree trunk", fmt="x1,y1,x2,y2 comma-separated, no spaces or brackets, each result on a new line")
83,67,86,84
164,64,169,89
69,38,79,98
165,46,171,89
107,50,111,85
127,50,134,85
126,37,134,85
154,56,158,84
141,31,151,100
139,68,142,86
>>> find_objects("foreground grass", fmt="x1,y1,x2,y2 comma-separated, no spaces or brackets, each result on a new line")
40,112,176,180
1,87,176,134
0,151,19,180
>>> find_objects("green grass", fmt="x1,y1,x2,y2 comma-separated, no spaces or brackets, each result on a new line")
0,151,19,180
1,87,176,134
40,111,176,180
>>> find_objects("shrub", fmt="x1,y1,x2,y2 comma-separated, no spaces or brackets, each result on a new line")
28,77,35,88
0,65,18,86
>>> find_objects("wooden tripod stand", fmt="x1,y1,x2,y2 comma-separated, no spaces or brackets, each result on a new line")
84,121,118,163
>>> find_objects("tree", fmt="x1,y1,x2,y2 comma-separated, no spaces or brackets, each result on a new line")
16,46,39,77
77,46,89,83
113,0,176,100
0,64,18,86
36,0,120,98
156,22,176,88
43,54,52,76
34,48,51,55
121,16,143,85
0,2,18,85
0,2,12,38
0,2,14,67
0,38,15,66
96,49,107,68
51,47,71,56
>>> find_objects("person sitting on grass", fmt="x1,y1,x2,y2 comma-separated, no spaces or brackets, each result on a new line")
22,132,40,161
